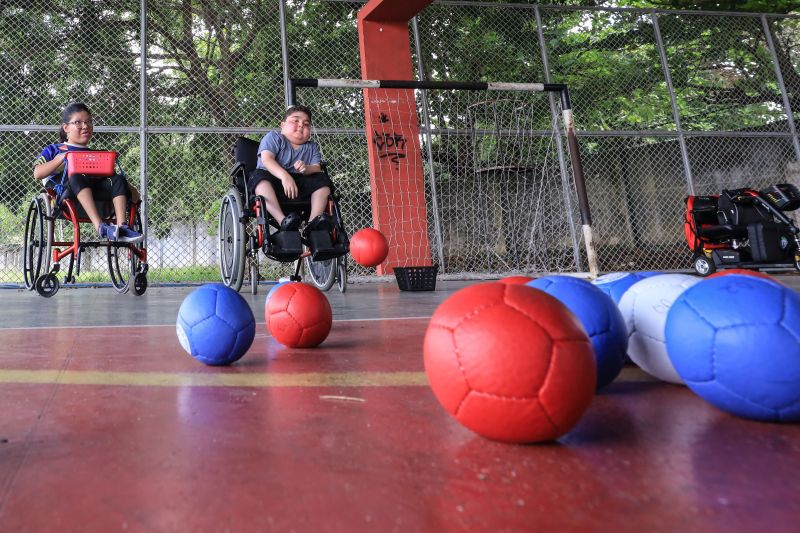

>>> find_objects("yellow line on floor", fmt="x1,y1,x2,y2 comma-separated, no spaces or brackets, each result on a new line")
0,369,430,388
0,366,655,388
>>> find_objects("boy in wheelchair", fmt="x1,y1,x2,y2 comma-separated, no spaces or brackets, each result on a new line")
219,106,349,293
251,105,336,237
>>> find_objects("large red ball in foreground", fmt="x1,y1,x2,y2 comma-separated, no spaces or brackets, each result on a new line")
497,275,535,285
350,227,389,267
424,283,596,443
707,268,783,285
266,283,332,348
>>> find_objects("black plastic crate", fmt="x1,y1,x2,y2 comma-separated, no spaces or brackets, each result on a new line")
394,266,438,291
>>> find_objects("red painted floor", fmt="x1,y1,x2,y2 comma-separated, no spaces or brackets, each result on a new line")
1,283,799,531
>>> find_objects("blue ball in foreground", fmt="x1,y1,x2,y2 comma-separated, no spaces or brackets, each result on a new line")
592,271,660,304
527,275,627,389
665,275,800,422
176,284,256,366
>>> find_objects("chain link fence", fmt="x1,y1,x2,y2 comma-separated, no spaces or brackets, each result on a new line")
2,0,800,286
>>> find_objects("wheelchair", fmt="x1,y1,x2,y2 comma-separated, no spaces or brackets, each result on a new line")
684,183,800,276
218,137,349,294
22,151,149,297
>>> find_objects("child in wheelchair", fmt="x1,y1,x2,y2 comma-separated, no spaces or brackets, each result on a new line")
249,104,336,236
218,106,350,293
33,102,142,243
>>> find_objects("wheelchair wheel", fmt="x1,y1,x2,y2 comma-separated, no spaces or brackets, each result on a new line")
132,272,148,295
35,273,60,298
108,211,145,294
23,194,52,290
336,256,347,293
304,254,336,291
218,188,246,291
693,254,715,276
108,245,131,293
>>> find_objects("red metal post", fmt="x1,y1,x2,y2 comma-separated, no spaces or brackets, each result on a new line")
358,0,435,273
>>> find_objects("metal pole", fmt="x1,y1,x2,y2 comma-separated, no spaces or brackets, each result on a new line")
762,14,800,159
535,6,582,273
652,11,695,195
140,0,148,243
411,16,447,272
279,0,291,108
560,90,598,278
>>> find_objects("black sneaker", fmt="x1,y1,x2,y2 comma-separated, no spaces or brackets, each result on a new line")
280,212,302,231
307,213,334,232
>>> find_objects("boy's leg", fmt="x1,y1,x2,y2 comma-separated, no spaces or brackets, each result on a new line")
309,186,332,221
254,180,288,225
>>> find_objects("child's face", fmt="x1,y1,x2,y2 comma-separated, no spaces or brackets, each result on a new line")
63,110,93,145
280,111,312,146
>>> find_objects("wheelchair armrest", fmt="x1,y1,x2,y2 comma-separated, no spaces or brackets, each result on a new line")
229,161,245,178
228,162,248,192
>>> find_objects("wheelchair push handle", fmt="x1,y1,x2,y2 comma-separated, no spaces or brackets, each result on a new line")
65,150,118,178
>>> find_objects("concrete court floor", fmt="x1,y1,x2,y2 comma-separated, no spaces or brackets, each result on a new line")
0,275,799,532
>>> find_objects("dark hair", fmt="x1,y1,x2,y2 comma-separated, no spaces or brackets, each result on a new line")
59,102,92,142
283,104,312,123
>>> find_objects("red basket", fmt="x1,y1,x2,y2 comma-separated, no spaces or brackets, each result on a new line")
66,151,117,177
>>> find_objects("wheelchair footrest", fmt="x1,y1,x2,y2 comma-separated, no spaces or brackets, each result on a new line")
308,230,347,261
266,230,303,262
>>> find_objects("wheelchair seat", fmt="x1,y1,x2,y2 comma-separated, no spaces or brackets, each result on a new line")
716,189,773,239
686,195,738,241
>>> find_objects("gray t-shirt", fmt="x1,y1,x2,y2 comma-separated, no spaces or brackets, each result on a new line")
256,131,321,172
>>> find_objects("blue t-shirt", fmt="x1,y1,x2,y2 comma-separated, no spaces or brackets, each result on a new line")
256,131,321,173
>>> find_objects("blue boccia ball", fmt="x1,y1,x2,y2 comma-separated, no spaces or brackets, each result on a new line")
592,271,661,304
176,284,256,366
527,275,627,389
266,280,292,304
665,275,800,422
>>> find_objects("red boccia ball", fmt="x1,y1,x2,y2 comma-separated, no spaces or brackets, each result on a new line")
497,275,535,285
423,282,596,443
350,228,389,267
266,283,332,348
707,268,783,285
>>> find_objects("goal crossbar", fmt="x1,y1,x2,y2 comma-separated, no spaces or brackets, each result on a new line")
287,77,598,278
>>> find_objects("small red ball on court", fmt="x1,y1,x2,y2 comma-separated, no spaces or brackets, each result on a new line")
497,275,534,285
266,283,332,348
423,283,596,443
350,227,389,267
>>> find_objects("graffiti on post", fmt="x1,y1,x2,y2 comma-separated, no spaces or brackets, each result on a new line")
372,128,407,167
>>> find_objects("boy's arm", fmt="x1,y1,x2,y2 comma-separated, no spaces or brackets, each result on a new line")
293,161,321,175
260,150,292,181
261,150,299,199
293,141,322,175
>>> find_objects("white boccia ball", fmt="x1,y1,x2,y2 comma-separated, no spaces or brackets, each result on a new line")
618,274,701,384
